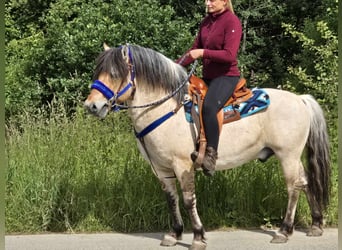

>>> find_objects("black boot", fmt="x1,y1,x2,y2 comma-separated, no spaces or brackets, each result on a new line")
190,151,198,162
202,147,217,176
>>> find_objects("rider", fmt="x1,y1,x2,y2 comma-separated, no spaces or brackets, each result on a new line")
177,0,242,176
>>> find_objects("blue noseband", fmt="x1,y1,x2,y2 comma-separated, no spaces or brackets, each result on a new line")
91,80,115,100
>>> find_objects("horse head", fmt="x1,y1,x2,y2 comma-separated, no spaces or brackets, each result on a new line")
84,43,136,118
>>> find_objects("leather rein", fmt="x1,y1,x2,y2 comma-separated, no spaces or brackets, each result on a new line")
90,44,198,138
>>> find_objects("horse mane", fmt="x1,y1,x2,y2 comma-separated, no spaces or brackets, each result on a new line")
93,45,189,102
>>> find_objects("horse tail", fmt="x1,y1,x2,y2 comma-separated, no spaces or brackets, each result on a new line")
301,94,331,210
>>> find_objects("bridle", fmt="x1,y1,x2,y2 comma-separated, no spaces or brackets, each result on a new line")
90,44,136,111
90,44,197,112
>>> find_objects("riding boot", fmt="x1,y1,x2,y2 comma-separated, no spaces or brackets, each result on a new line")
202,147,217,176
190,147,217,176
190,151,198,162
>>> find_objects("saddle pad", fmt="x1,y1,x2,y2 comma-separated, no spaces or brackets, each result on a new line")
223,88,270,118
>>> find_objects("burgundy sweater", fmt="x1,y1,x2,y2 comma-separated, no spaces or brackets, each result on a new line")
178,9,242,79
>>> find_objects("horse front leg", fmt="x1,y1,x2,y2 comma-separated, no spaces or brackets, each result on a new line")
180,168,207,250
160,177,184,247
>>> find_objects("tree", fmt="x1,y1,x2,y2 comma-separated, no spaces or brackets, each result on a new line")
282,20,338,116
5,0,195,118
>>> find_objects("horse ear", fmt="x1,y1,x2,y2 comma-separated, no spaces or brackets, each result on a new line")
103,43,110,51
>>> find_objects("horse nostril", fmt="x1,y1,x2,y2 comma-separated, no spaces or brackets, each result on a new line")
91,103,98,112
84,101,108,117
84,101,98,114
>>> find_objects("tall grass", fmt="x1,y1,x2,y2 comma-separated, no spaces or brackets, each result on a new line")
5,102,338,233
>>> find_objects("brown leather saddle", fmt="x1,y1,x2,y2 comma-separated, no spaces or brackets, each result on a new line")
188,75,252,168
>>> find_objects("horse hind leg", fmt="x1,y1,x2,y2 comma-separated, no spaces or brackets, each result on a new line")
159,177,184,246
303,185,324,237
272,158,307,243
302,154,325,237
276,157,325,241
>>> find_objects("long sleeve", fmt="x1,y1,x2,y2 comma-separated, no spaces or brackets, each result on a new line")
176,32,202,66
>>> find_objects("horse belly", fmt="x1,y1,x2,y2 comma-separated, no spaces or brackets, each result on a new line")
217,114,265,170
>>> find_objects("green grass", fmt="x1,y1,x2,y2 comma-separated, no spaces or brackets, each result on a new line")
5,104,338,233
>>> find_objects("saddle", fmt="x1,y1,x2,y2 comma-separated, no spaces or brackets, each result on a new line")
188,75,252,168
188,75,252,127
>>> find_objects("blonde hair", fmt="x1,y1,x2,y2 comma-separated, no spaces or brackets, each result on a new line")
205,0,234,14
226,1,234,14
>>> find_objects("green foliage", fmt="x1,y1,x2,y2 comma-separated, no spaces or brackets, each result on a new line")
5,0,195,118
236,0,287,84
5,0,56,42
235,0,337,89
5,31,46,117
282,20,338,115
6,104,168,232
5,0,338,118
195,159,289,228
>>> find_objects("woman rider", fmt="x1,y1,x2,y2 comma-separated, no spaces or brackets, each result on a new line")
177,0,242,176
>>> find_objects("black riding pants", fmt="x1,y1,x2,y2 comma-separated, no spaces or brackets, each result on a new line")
202,76,239,151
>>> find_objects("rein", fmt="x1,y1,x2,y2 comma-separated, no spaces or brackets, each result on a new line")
91,44,198,112
91,44,198,139
133,60,197,138
115,59,198,110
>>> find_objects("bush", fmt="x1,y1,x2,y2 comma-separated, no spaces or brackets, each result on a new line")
5,0,196,119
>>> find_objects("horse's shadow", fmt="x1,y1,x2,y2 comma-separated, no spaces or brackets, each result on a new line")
245,226,310,241
250,227,278,238
130,232,191,249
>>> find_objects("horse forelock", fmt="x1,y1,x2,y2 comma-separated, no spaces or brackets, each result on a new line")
93,47,129,81
93,45,188,102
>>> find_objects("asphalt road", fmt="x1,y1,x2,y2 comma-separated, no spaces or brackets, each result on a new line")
5,228,338,250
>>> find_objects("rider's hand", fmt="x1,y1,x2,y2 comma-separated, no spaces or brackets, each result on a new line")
188,49,204,60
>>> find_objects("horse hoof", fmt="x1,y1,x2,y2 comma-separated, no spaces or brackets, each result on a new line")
189,239,207,250
307,225,323,237
270,232,288,243
160,234,178,246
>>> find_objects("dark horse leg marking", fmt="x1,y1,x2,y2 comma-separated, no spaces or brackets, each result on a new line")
160,177,184,246
271,188,299,243
272,159,305,243
304,185,324,236
165,190,184,239
181,168,207,248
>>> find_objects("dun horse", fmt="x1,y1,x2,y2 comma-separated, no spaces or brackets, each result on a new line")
84,44,330,249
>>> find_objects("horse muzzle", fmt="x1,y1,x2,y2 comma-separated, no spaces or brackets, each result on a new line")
84,99,109,119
